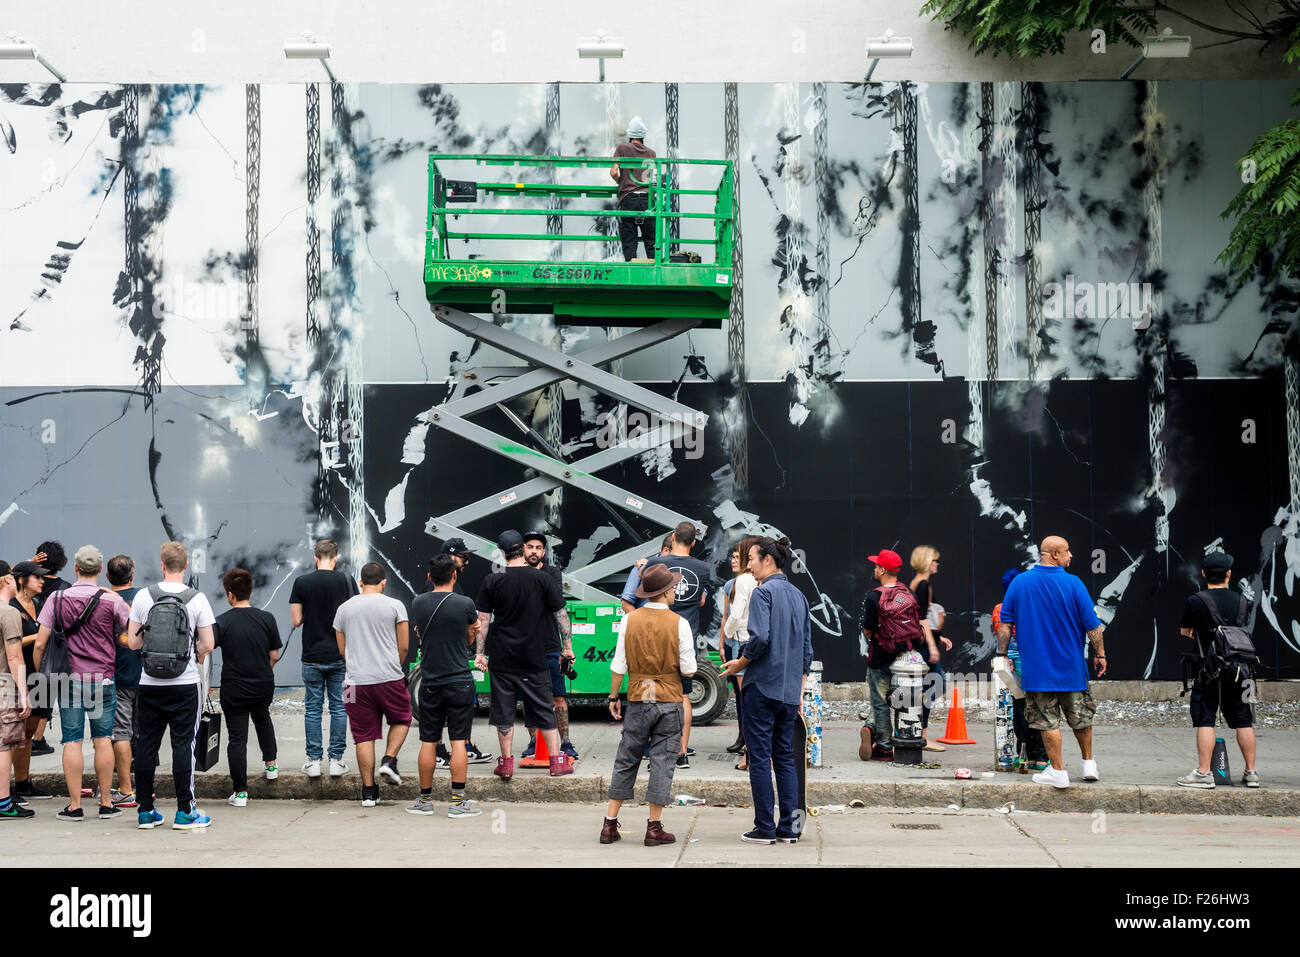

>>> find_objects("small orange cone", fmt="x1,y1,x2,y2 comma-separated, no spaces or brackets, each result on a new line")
519,730,551,768
937,685,976,745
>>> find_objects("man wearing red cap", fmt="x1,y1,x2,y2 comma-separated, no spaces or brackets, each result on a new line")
857,549,938,761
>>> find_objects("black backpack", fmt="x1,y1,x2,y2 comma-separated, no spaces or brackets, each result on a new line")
1180,590,1257,695
140,585,199,680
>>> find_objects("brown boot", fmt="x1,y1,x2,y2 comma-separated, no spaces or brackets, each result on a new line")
600,817,621,844
858,725,873,761
644,819,675,846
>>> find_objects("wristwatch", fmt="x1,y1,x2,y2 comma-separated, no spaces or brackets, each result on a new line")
608,696,619,702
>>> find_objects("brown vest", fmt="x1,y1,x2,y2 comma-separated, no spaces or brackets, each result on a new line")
623,606,683,703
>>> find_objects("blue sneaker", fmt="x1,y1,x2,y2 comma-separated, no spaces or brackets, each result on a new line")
520,740,536,759
136,809,164,830
172,808,212,830
560,740,579,759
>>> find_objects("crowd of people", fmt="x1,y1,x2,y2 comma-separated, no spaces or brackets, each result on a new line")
0,527,1263,839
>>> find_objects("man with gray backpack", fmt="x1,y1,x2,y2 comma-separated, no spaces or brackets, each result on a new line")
126,542,217,828
1176,551,1260,788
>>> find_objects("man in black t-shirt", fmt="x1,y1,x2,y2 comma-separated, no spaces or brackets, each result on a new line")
520,531,577,760
432,538,493,767
640,521,715,769
216,568,282,805
289,539,358,778
1175,551,1259,789
407,554,482,818
475,530,573,780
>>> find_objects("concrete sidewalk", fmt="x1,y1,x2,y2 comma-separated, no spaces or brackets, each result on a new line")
25,708,1300,815
7,802,1300,867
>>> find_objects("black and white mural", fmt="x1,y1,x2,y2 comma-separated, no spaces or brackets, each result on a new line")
3,80,1298,684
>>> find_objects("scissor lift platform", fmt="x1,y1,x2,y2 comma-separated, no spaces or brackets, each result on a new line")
424,154,734,327
423,153,736,600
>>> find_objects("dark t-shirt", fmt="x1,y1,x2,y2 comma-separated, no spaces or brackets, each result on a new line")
214,606,282,700
33,576,70,615
859,587,925,668
112,586,143,689
411,591,478,684
613,140,657,201
290,569,358,664
476,565,565,675
642,555,714,636
530,562,565,653
1179,588,1247,659
913,579,941,638
10,597,40,672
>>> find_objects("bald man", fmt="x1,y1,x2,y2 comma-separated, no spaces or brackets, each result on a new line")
995,537,1105,789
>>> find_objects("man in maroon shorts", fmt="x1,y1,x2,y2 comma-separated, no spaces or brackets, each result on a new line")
333,562,411,807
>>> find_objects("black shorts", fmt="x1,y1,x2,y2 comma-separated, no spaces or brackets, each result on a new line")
547,652,567,698
1189,672,1255,729
418,677,476,743
489,671,556,731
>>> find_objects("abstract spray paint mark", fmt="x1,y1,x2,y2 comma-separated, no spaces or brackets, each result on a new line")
709,498,849,644
1252,506,1300,657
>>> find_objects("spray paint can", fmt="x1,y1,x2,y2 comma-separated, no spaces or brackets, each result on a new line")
1211,737,1232,786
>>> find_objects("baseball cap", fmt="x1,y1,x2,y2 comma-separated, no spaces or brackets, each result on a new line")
868,549,903,573
440,538,470,557
522,531,547,546
1202,551,1234,572
0,561,11,579
497,529,524,551
10,560,47,579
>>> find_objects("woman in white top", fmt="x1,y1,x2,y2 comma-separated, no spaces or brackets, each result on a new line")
719,535,759,768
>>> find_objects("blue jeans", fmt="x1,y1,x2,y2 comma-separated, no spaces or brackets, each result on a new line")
867,665,893,749
741,687,800,836
921,660,946,731
302,661,347,760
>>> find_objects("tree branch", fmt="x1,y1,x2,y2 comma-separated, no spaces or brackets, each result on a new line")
1139,2,1276,41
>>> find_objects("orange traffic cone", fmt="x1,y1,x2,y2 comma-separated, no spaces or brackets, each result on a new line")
519,730,551,768
937,685,976,745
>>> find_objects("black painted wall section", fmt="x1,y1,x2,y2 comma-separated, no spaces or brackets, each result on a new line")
365,377,1299,684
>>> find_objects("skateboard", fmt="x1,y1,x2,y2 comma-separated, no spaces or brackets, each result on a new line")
793,710,809,829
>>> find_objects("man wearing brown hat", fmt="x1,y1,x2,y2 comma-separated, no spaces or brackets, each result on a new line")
600,562,696,846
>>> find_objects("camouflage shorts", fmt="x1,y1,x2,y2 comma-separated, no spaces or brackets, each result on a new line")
1026,689,1097,732
0,681,25,752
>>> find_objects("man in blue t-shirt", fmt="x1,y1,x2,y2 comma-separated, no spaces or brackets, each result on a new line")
995,536,1106,790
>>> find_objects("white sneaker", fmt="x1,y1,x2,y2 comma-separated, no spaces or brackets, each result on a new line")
329,759,348,777
1081,759,1099,781
265,765,279,781
227,792,248,807
302,759,322,778
1032,766,1070,789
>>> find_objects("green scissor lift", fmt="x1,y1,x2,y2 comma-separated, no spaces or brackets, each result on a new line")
421,153,736,724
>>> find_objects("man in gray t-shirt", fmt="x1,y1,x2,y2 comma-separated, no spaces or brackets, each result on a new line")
331,562,411,806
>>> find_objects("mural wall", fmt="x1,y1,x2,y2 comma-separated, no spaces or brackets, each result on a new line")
3,79,1298,684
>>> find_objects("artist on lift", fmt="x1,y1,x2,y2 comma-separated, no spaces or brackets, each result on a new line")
610,117,656,261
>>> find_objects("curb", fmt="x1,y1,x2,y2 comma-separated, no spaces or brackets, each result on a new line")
34,772,1300,816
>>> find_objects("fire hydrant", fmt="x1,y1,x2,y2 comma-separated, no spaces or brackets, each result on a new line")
890,649,929,765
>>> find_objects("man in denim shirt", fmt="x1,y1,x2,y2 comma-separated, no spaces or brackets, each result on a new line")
721,536,812,844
